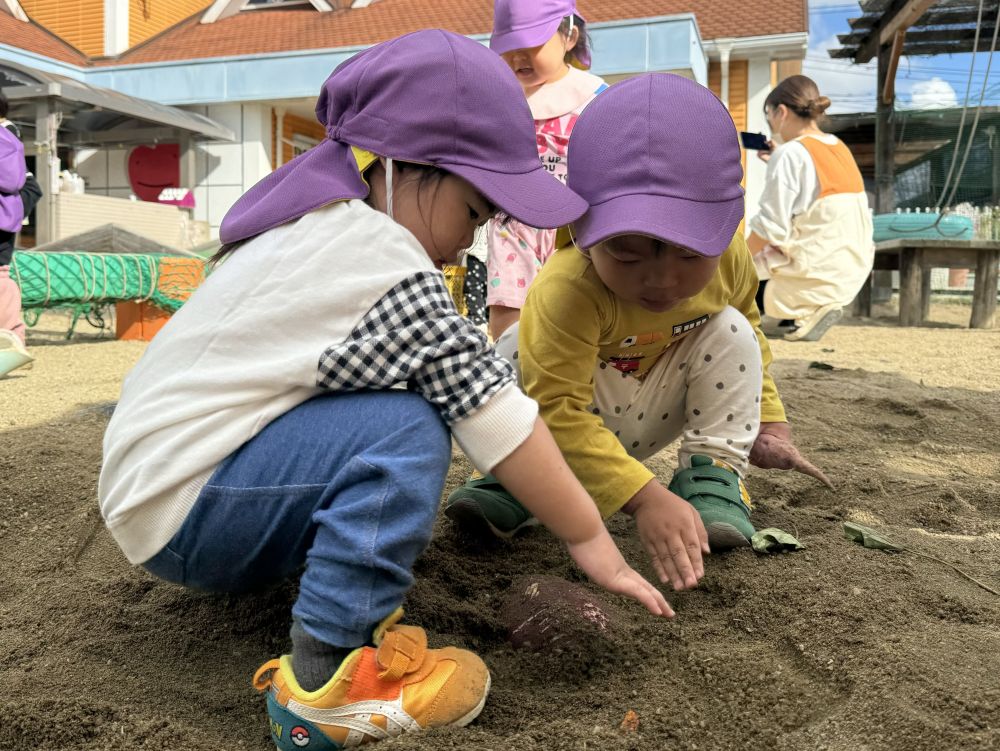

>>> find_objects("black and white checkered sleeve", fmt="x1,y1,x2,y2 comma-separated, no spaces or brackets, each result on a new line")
317,271,515,424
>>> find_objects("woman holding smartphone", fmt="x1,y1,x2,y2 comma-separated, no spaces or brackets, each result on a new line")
746,75,873,342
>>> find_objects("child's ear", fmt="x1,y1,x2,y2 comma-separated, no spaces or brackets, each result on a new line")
564,26,580,52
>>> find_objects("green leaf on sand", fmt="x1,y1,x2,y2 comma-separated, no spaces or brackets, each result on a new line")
751,528,805,554
843,522,904,552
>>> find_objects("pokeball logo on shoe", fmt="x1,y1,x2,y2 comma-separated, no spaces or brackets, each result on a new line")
290,726,310,747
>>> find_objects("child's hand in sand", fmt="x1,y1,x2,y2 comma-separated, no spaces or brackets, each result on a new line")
750,421,833,488
621,480,709,591
566,532,675,618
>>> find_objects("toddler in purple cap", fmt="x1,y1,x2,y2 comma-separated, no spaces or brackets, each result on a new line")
98,30,672,749
448,75,831,589
482,0,607,340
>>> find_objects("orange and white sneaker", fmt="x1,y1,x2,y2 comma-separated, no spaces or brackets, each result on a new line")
253,609,490,749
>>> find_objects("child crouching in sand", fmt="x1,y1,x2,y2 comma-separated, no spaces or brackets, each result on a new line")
447,74,829,591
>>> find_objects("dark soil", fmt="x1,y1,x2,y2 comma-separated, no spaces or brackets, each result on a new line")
2,359,999,751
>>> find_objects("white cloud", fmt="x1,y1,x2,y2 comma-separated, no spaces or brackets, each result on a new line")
904,77,959,109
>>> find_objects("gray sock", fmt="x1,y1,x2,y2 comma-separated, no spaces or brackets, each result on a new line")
290,621,355,692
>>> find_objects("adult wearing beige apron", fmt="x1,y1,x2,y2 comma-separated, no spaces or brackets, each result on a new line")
747,76,873,342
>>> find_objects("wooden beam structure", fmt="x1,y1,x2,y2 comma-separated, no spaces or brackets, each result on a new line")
837,0,998,63
882,30,906,105
877,0,938,46
833,0,1000,321
856,0,937,63
875,44,895,213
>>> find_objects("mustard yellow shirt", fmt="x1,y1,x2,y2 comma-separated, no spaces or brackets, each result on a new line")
518,234,786,517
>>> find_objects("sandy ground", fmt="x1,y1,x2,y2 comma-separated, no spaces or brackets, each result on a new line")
2,302,998,750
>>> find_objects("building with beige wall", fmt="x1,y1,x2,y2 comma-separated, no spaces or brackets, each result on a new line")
0,0,807,241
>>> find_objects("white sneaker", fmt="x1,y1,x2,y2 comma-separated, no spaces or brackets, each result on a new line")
0,330,33,377
784,304,843,342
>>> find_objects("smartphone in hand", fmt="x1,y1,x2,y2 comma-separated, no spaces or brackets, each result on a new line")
739,131,771,151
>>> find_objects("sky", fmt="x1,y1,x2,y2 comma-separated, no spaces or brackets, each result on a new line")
803,0,1000,114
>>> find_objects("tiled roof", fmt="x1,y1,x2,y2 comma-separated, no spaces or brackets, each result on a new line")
0,12,89,66
109,0,807,66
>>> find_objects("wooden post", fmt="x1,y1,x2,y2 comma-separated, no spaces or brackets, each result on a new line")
992,126,1000,204
881,31,906,106
920,264,932,321
875,44,895,215
854,277,873,317
899,247,923,325
855,42,897,319
971,248,999,328
178,134,197,192
33,98,59,245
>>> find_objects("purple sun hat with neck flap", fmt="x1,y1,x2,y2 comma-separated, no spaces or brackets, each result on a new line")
491,0,591,70
220,29,587,245
568,74,744,257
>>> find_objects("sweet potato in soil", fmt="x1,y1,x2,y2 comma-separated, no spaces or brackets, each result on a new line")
502,574,617,660
2,311,999,750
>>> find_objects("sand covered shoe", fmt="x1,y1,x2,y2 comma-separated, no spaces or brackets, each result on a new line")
669,455,754,551
444,474,537,538
254,609,490,749
0,330,33,377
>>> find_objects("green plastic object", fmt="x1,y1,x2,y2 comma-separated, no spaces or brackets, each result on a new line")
872,213,972,243
10,251,196,314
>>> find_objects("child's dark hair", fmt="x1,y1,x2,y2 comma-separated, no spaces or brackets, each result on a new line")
0,91,8,119
764,75,831,121
558,15,591,67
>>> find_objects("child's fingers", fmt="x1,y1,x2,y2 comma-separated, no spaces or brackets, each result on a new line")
648,537,681,590
667,535,699,590
681,522,705,579
649,548,669,585
642,537,672,586
693,507,711,555
684,535,704,579
627,571,674,618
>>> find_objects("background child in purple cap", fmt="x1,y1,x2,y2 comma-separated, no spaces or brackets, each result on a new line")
98,30,672,749
448,74,831,590
483,0,606,341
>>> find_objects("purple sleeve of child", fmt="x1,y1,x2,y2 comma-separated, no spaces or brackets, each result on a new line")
0,127,26,195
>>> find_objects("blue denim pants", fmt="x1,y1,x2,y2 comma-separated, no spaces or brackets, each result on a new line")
143,390,451,648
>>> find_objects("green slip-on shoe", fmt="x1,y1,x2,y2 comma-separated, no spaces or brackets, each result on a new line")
444,475,537,539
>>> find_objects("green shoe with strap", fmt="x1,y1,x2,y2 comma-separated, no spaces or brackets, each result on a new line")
669,455,754,551
444,475,537,539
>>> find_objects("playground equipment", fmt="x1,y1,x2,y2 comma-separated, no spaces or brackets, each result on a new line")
10,250,205,338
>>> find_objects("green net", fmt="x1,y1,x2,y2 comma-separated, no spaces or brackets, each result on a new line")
831,107,1000,215
10,251,204,314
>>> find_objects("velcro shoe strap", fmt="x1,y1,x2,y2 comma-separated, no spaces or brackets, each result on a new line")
376,625,427,681
671,463,752,512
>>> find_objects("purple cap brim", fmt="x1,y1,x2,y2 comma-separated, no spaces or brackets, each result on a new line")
490,16,564,56
446,160,587,229
490,15,591,69
574,191,745,257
